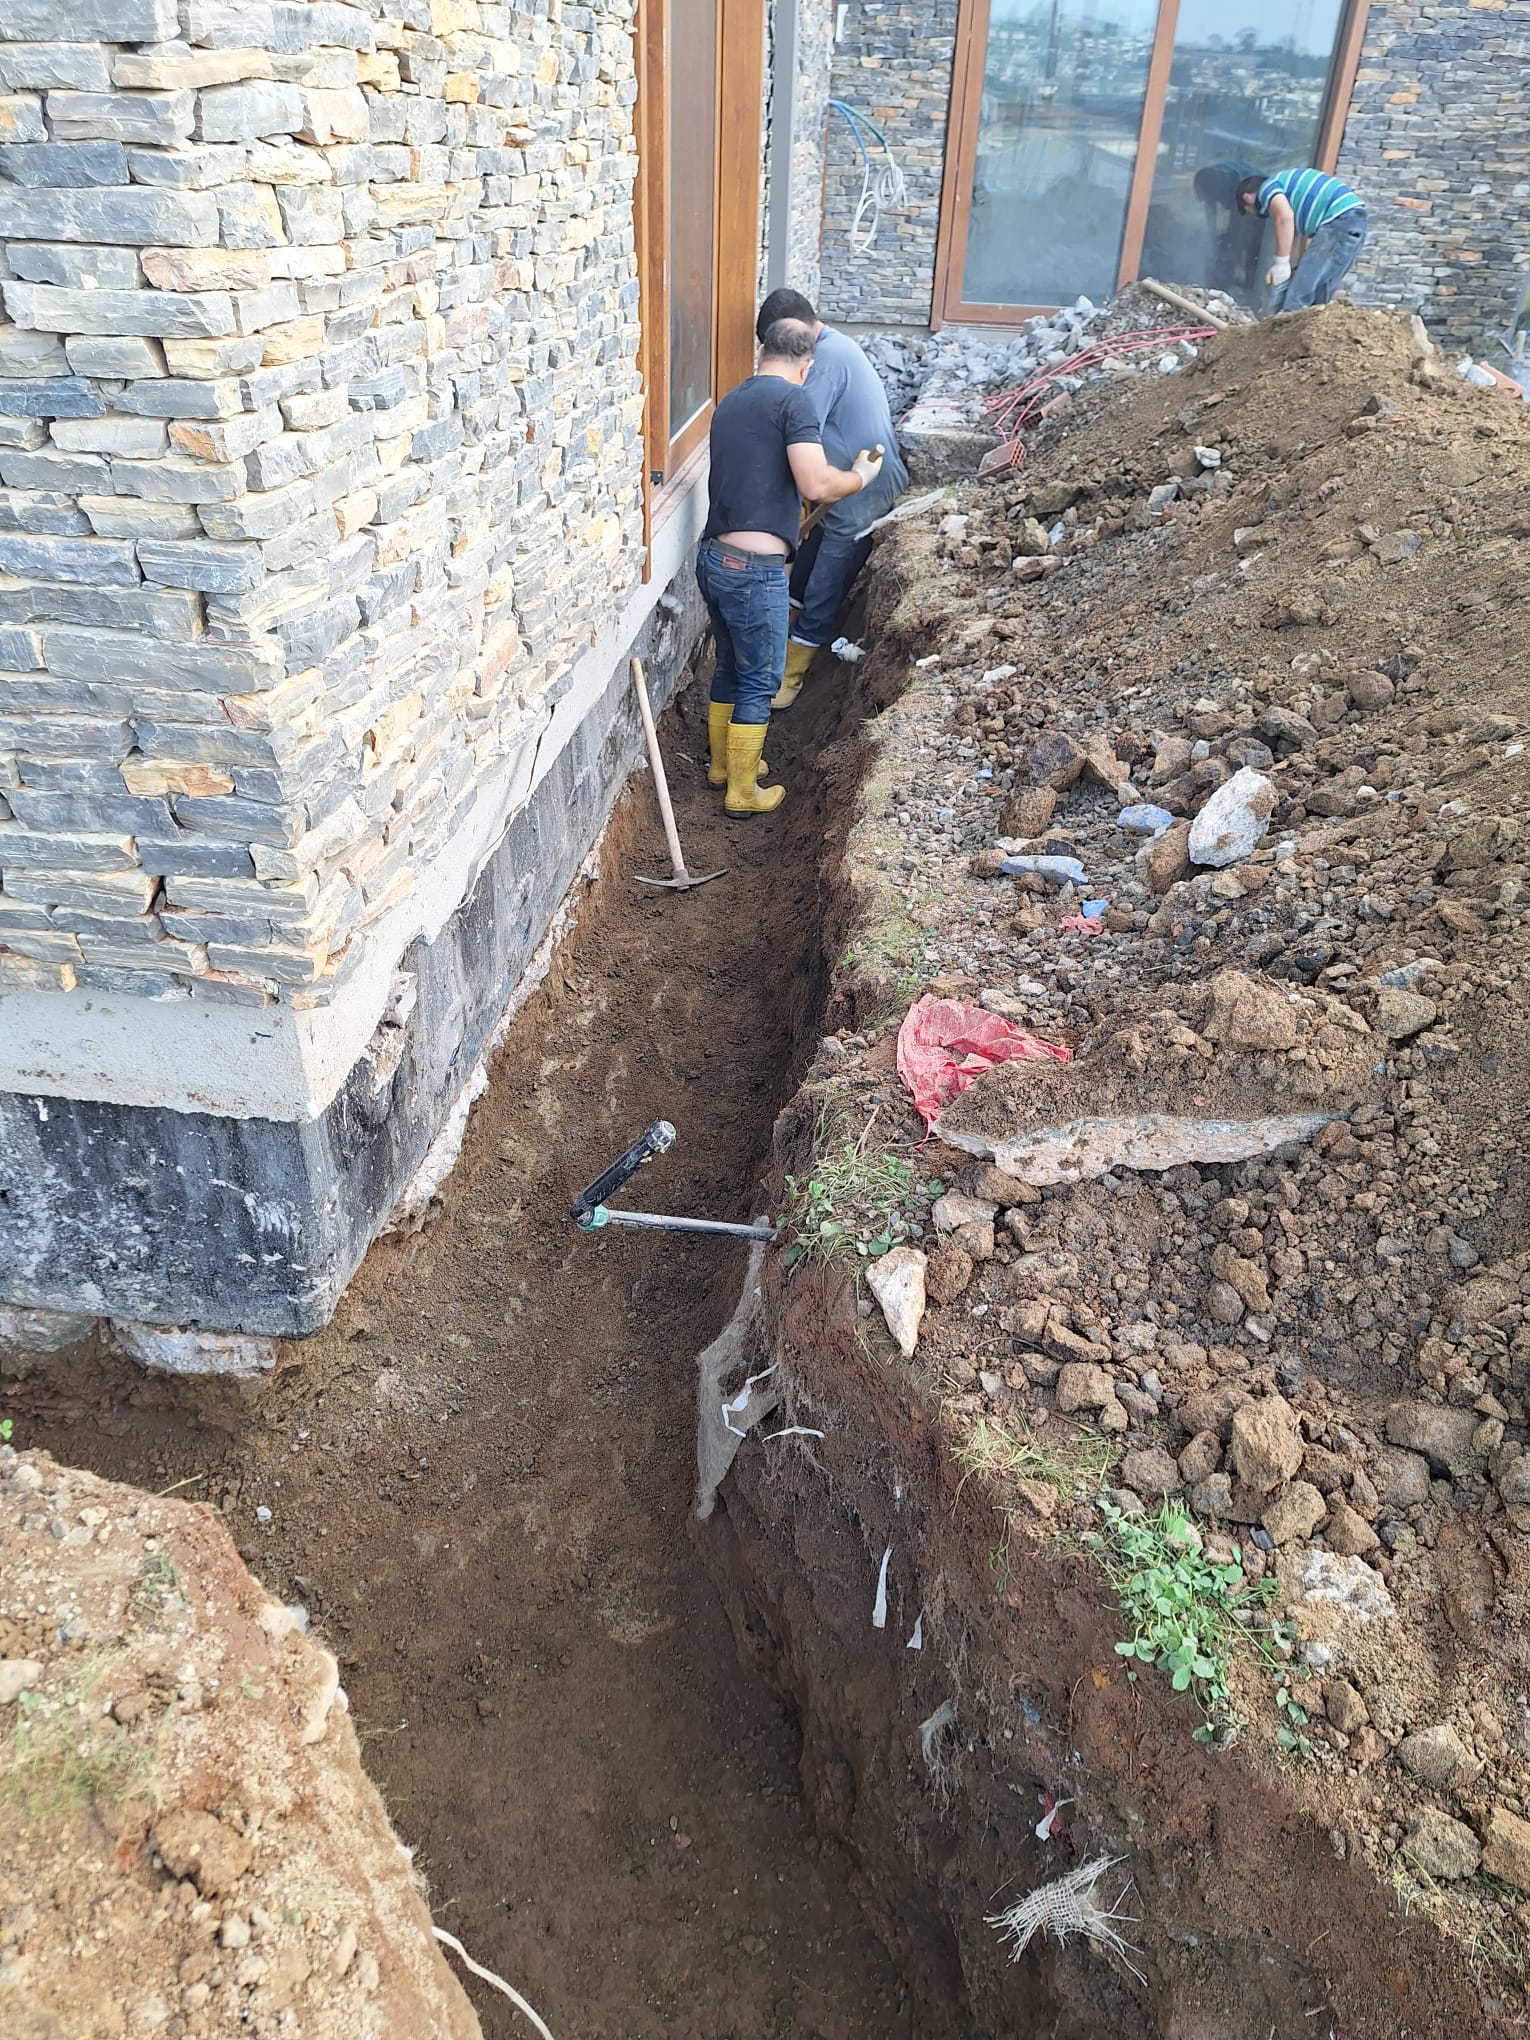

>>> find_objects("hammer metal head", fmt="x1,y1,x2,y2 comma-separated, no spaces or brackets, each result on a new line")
636,867,727,891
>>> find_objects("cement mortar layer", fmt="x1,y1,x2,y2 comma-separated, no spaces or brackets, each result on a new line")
0,0,650,1106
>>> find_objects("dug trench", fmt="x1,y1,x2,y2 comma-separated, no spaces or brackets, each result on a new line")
8,651,1496,2040
8,306,1526,2034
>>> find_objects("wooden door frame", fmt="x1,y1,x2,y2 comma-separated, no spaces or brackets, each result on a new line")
931,0,1370,331
634,0,764,564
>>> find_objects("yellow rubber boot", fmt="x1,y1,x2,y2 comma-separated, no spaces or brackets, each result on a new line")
707,701,769,788
725,722,785,816
771,637,815,711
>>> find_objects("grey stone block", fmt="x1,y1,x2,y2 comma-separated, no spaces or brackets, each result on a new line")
134,720,294,768
79,497,201,542
0,533,139,586
51,415,168,456
160,335,264,378
0,578,201,639
0,713,134,760
9,791,170,835
7,243,142,290
137,538,264,593
195,81,304,143
65,335,165,380
196,477,314,539
111,453,246,502
123,142,248,188
0,827,139,872
3,0,177,35
185,1,276,49
0,486,91,536
0,186,220,246
0,328,68,376
0,447,108,493
0,46,112,94
0,96,46,146
136,837,255,878
0,624,42,668
2,281,237,339
169,792,298,844
0,141,129,187
44,626,283,691
117,376,245,419
0,377,103,420
45,91,195,147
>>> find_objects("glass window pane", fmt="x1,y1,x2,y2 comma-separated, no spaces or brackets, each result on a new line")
961,0,1161,309
669,0,718,439
1139,2,1348,310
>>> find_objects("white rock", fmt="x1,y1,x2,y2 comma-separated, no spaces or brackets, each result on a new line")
941,1112,1331,1187
1187,767,1277,867
931,1190,997,1232
0,1659,43,1704
866,1247,927,1359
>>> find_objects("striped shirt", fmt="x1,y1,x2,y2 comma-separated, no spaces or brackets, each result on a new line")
1257,169,1363,237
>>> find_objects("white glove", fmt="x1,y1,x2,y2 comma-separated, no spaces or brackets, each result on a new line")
1267,256,1291,288
851,445,885,489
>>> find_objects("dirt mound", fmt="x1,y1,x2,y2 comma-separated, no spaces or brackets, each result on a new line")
745,301,1530,2028
0,1445,480,2039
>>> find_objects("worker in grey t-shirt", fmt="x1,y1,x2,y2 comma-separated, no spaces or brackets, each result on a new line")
755,289,908,708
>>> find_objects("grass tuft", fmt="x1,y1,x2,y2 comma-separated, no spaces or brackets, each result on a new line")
955,1411,1114,1502
2,1652,163,1830
1088,1500,1278,1745
783,1112,942,1271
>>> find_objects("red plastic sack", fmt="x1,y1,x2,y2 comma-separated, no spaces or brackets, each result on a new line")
896,994,1071,1131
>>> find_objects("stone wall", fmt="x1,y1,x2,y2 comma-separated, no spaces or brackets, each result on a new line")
0,0,645,1010
1339,0,1530,346
817,0,956,327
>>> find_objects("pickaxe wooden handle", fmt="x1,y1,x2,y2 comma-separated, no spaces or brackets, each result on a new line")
800,445,884,540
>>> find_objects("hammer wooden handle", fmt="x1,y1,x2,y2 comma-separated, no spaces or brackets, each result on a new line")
801,445,884,539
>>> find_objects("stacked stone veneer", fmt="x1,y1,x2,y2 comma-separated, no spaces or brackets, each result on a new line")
817,0,956,327
0,0,644,1011
1340,0,1530,345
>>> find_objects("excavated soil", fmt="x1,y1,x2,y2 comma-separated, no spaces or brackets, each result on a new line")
6,300,1530,2040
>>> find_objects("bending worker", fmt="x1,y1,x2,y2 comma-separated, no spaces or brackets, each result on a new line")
755,288,908,709
697,319,883,817
1236,167,1367,314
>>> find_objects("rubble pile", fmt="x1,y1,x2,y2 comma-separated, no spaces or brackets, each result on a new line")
801,301,1530,1975
860,283,1246,424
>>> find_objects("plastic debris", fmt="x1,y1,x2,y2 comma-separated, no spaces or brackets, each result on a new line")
872,1544,892,1629
1157,352,1182,374
919,1698,956,1767
1058,913,1105,936
1117,803,1174,836
985,1857,1143,1980
906,1613,923,1650
831,636,865,662
255,1505,272,1524
1193,444,1222,468
999,854,1087,886
897,993,1072,1131
1036,1794,1074,1841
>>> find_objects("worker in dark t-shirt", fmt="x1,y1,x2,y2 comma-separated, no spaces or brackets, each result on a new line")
698,320,883,816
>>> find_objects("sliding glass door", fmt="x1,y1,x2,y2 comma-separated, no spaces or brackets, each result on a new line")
935,0,1368,325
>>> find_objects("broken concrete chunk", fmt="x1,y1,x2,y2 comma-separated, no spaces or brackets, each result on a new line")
865,1247,927,1360
1054,1361,1116,1414
1191,970,1300,1052
1372,986,1437,1041
1482,1807,1530,1893
153,1809,253,1896
1026,731,1086,790
941,1112,1332,1188
1187,766,1277,868
1120,1446,1179,1500
1229,1393,1304,1496
1384,1403,1486,1482
932,1190,997,1233
1403,1808,1482,1881
1323,1497,1381,1557
1396,1723,1481,1794
1262,1480,1326,1546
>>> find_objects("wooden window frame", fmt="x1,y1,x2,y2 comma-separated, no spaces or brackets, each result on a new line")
931,0,1371,331
634,0,765,563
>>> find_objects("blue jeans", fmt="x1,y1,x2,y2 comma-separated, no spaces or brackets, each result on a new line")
695,540,789,727
1267,209,1367,314
789,521,873,648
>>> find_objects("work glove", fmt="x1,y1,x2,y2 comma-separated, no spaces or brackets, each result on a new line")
851,444,885,490
1266,256,1292,288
